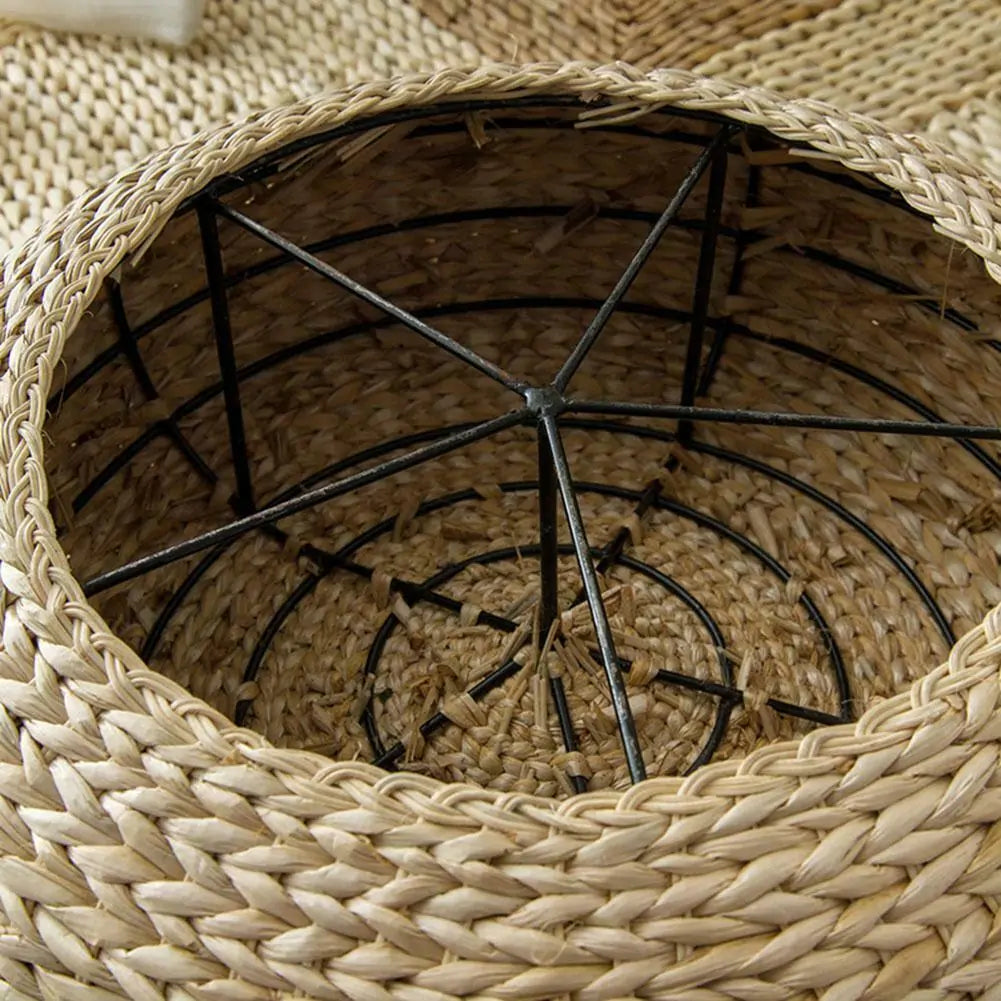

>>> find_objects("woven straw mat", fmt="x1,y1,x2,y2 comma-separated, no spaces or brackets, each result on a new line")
3,0,1001,258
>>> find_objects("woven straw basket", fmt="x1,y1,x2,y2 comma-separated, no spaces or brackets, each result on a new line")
6,61,1001,1000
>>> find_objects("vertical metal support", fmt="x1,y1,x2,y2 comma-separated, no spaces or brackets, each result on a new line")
553,126,734,394
678,140,730,447
106,278,217,486
107,277,158,399
697,164,761,398
542,416,646,783
198,198,255,514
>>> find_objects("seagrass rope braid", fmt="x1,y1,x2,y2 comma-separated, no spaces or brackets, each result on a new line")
4,63,1001,999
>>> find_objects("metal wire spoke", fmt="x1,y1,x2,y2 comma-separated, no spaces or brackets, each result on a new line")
138,427,501,662
540,415,646,782
213,200,527,395
567,400,1001,440
553,124,738,393
83,409,527,596
565,478,663,616
560,474,667,768
199,199,256,513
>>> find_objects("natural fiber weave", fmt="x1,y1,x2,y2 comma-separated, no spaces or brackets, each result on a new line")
6,62,1001,999
4,0,1001,260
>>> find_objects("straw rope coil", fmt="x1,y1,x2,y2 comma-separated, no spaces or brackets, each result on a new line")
5,63,1001,999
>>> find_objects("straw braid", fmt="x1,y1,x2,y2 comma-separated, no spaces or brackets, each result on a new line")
4,63,1001,999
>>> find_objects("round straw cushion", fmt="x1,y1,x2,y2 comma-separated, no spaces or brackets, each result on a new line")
4,63,1001,1000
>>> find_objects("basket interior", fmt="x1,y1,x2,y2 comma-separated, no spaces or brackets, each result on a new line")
44,98,1001,796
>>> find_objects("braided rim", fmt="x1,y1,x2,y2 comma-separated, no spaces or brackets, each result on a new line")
3,60,1001,824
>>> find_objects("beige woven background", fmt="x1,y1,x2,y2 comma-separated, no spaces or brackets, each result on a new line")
1,0,1001,258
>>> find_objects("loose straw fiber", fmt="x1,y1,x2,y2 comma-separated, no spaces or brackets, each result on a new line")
7,63,1001,999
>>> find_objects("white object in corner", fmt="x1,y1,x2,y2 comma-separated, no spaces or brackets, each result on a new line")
0,0,205,44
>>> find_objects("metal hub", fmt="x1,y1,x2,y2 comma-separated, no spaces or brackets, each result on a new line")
524,385,566,418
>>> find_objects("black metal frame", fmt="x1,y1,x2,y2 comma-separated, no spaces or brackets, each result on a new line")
55,99,998,789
